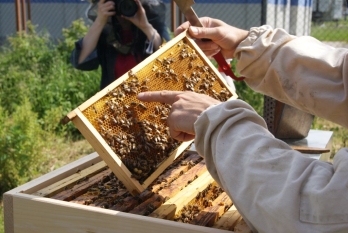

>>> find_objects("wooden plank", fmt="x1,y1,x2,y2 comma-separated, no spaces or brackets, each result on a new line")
3,192,14,233
5,151,244,233
157,160,208,199
61,108,78,124
108,195,141,212
213,205,243,231
7,152,101,195
69,193,98,205
142,141,193,188
46,153,203,214
129,193,165,216
69,173,130,206
290,145,330,154
110,156,205,215
32,161,107,197
190,192,233,227
149,171,214,220
87,154,204,214
50,168,113,201
151,153,202,193
10,192,231,233
108,189,154,212
73,109,144,195
4,153,102,233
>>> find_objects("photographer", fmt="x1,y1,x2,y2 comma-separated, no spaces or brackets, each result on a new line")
70,0,170,89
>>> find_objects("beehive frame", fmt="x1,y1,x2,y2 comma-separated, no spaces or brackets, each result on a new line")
64,31,237,195
4,152,252,233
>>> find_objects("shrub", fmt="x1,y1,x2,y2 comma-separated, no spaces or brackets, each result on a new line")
234,80,264,116
0,20,100,138
0,98,49,195
57,18,90,60
230,59,264,115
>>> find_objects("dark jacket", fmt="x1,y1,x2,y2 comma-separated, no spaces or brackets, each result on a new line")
70,1,170,90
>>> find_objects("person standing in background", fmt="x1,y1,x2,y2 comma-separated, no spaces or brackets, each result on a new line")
71,0,170,90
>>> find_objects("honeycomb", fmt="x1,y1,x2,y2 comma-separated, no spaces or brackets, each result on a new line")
174,182,228,223
82,36,234,184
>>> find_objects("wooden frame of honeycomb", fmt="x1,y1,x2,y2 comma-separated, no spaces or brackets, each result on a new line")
63,31,238,195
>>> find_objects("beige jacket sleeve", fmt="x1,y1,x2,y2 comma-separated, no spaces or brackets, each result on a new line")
236,25,348,128
194,26,348,233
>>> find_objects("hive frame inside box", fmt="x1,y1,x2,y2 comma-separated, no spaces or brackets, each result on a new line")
64,30,237,195
4,152,251,233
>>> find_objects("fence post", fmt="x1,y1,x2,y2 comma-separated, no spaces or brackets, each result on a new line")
15,0,30,33
15,0,22,32
171,0,176,32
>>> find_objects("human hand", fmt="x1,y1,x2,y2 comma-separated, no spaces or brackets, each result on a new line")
137,91,221,141
174,17,249,59
95,0,116,26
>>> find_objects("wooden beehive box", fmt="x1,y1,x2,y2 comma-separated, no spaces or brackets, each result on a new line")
63,31,237,195
4,151,252,233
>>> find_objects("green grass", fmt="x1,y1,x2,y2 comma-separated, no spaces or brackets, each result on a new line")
311,20,348,42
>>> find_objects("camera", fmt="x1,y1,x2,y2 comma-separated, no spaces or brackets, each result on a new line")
110,0,138,17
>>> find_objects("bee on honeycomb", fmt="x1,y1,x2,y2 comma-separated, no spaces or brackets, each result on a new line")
82,38,234,184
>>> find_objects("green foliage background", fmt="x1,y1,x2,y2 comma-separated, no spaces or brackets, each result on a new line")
0,19,100,197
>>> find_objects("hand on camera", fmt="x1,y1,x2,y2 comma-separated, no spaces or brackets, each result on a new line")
122,0,152,31
96,0,116,26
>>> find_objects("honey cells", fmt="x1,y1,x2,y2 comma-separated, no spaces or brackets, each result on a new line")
82,37,234,183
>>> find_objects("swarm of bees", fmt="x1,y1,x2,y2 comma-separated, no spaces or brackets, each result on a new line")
83,38,234,183
82,172,131,208
174,183,226,223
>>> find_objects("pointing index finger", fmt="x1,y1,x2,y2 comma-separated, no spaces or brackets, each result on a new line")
137,91,184,105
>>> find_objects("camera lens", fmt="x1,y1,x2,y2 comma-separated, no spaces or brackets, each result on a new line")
119,0,138,17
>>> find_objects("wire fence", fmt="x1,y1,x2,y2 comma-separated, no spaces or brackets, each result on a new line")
0,0,348,47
